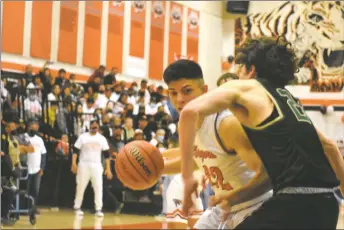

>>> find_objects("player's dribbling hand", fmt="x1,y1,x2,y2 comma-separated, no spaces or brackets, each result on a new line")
182,177,199,217
71,163,78,174
105,168,113,180
209,195,231,221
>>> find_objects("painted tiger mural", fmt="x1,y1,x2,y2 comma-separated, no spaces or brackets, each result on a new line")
235,1,344,88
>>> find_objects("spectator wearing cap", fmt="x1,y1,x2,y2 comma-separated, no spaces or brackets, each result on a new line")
26,76,44,103
133,129,144,141
55,69,70,89
137,115,153,141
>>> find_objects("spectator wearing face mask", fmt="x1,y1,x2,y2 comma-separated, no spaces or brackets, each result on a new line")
24,89,42,121
150,129,166,147
26,76,44,103
26,121,47,215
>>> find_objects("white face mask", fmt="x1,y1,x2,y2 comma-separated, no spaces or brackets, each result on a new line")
159,147,166,153
157,135,164,143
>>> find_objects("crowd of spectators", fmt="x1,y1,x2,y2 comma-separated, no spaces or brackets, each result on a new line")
1,62,179,223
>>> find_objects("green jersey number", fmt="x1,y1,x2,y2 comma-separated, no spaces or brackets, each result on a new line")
276,89,312,124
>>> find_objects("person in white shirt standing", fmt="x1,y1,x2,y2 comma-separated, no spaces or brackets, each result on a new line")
71,120,113,217
26,120,47,214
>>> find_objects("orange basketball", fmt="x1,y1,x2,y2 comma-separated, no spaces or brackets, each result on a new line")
115,140,164,190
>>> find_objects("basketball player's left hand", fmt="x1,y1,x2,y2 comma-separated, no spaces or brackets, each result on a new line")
209,195,231,221
105,168,113,180
182,177,199,217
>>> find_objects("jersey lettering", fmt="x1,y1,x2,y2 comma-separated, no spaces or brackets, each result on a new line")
276,88,312,124
203,165,233,191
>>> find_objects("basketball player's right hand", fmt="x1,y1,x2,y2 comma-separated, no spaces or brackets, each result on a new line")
182,177,199,217
71,163,78,174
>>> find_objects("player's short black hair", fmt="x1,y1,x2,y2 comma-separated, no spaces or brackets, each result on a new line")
236,36,298,88
163,59,203,84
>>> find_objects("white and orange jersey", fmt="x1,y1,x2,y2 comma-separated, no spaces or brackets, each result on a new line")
194,110,255,197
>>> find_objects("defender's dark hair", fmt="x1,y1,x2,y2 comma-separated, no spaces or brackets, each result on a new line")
163,59,203,84
235,36,298,88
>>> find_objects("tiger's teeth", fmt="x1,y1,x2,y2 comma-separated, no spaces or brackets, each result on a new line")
327,48,331,56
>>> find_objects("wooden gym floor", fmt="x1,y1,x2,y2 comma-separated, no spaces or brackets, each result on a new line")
2,204,344,229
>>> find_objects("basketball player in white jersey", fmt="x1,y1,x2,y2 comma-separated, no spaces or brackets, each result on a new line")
161,59,272,229
71,120,113,217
